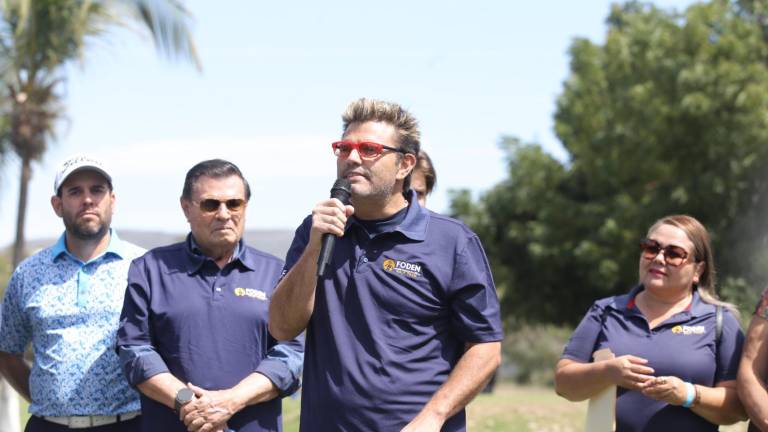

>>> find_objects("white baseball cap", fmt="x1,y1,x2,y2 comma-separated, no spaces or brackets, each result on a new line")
53,155,112,194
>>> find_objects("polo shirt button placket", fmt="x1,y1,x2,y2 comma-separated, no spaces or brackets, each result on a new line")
212,275,224,302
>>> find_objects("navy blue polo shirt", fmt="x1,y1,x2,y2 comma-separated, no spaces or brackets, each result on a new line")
283,193,503,431
117,236,304,432
562,285,744,432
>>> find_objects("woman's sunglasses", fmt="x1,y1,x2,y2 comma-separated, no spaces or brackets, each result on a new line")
639,238,692,267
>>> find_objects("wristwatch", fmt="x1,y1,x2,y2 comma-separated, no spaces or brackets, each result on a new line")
174,388,194,413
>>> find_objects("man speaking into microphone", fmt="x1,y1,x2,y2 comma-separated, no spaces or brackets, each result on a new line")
269,98,503,431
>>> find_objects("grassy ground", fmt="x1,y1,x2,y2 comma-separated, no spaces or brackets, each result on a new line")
19,383,751,431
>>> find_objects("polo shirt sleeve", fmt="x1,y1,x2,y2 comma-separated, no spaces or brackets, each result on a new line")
715,310,744,383
561,301,606,363
116,258,170,386
255,333,305,397
281,216,312,275
0,270,31,354
448,234,503,343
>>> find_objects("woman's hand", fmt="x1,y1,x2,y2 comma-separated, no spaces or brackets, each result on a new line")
640,375,688,405
605,355,655,390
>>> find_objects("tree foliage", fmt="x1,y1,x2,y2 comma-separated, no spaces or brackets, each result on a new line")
0,0,199,266
452,0,768,326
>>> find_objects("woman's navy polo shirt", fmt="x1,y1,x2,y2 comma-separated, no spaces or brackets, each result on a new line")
562,285,744,432
283,195,503,431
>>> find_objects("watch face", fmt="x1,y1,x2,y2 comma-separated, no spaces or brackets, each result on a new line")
177,388,194,404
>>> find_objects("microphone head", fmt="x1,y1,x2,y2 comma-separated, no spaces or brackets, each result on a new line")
330,178,352,204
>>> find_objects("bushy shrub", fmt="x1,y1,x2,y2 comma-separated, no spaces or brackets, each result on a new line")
503,324,573,387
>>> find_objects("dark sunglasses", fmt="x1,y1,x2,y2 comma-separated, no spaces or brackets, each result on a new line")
194,198,246,213
639,238,692,267
332,141,408,159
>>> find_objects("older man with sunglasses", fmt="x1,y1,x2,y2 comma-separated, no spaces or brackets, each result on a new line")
117,159,303,432
269,98,503,431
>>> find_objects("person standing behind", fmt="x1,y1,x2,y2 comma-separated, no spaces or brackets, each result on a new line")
411,149,436,207
737,288,768,431
117,159,303,432
0,155,145,431
269,98,503,431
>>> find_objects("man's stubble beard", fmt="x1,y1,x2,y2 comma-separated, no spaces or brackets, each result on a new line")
64,213,111,241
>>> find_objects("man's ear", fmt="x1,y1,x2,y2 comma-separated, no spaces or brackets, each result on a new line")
108,190,116,215
180,197,191,222
51,195,63,218
397,153,417,180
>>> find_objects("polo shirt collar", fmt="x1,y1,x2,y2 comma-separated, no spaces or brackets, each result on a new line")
612,284,712,318
51,229,125,264
350,190,429,241
687,288,713,317
608,284,642,314
184,234,254,274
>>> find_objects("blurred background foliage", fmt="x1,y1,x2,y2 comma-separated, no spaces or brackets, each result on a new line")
452,0,768,330
451,0,768,385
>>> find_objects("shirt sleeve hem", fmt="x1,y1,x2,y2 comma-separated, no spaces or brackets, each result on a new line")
255,359,300,397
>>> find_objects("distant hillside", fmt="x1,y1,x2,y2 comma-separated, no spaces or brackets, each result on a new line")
15,229,295,261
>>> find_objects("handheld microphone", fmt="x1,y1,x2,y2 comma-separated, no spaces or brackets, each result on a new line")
317,178,352,277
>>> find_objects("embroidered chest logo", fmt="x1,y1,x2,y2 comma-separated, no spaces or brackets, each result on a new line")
382,258,422,278
233,287,267,301
671,325,705,335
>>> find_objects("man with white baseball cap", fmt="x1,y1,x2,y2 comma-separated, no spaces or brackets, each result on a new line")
0,155,146,431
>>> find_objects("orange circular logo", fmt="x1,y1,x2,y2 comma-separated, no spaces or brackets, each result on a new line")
383,259,395,271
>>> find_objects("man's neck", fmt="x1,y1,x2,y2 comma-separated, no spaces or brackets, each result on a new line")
193,239,237,270
65,230,111,263
353,192,408,221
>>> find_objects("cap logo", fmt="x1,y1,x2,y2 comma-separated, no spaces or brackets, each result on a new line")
62,156,102,170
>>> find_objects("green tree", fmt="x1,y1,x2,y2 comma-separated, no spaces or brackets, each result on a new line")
0,0,199,266
452,0,768,326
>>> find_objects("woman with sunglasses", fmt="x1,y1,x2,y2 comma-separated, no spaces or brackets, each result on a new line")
555,214,746,430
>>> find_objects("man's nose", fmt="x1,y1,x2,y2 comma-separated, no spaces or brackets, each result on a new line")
214,203,231,219
347,148,362,164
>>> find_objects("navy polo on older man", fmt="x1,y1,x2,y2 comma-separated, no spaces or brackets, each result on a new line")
117,159,302,432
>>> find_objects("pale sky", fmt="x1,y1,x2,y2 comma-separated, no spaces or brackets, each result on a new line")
0,0,696,247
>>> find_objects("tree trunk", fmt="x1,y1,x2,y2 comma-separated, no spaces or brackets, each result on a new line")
12,156,32,267
0,378,21,432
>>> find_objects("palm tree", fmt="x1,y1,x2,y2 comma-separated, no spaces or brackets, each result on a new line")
0,0,200,267
0,2,199,430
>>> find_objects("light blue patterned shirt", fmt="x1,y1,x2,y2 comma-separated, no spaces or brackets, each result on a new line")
0,230,145,416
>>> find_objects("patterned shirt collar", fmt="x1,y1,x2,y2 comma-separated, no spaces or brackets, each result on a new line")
51,229,125,264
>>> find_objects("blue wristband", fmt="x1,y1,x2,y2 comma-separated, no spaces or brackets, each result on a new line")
682,382,695,408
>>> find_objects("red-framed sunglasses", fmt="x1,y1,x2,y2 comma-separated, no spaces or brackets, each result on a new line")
331,141,407,159
639,238,693,267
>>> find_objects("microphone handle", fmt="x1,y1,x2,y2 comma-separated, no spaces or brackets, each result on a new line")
317,234,336,278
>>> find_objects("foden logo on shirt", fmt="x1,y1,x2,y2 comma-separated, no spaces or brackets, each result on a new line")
233,287,267,301
671,325,706,335
382,258,422,278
